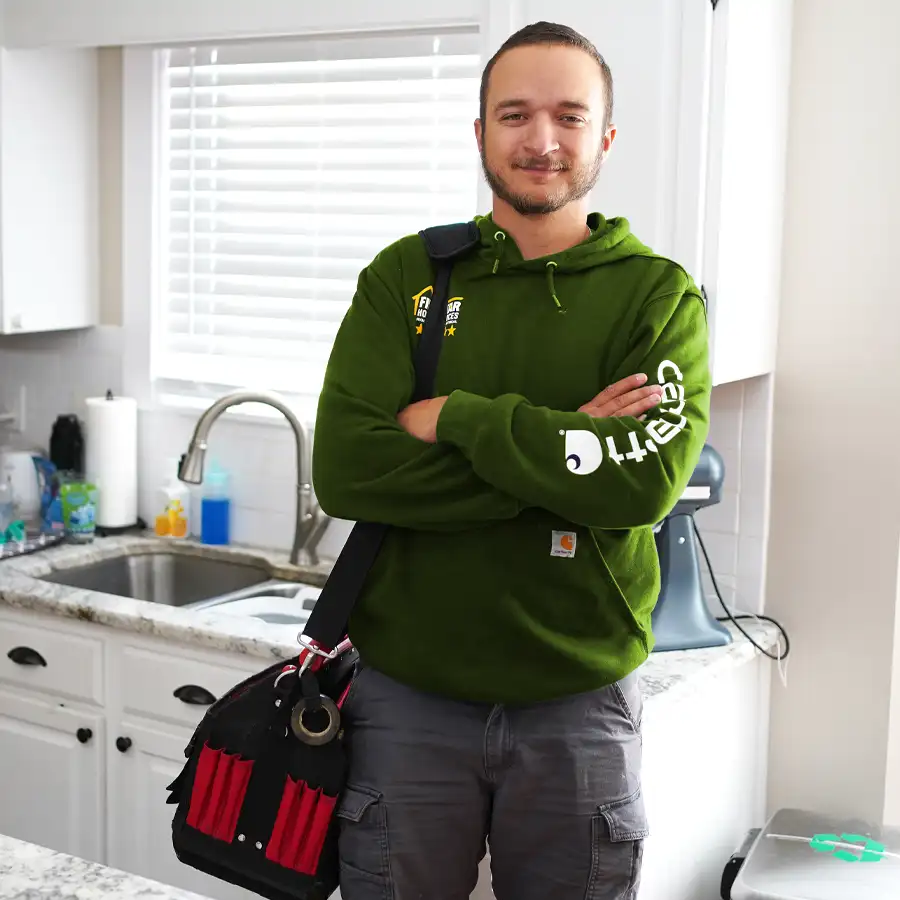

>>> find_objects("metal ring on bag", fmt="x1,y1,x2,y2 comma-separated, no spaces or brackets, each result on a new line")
289,695,341,746
273,665,298,689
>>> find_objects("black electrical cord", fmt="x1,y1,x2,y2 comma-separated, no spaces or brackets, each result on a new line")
691,516,791,662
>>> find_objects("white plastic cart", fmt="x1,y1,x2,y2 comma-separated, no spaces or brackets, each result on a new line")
728,807,900,900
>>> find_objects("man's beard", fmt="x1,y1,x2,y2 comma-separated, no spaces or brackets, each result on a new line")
479,142,605,216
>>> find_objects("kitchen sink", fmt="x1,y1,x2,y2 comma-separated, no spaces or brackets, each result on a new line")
40,552,276,608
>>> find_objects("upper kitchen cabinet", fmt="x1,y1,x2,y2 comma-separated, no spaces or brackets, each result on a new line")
0,48,99,334
512,0,794,386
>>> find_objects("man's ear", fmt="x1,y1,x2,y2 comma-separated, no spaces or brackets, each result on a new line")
601,124,618,163
474,118,483,153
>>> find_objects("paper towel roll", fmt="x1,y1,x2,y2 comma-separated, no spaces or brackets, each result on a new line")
85,394,138,528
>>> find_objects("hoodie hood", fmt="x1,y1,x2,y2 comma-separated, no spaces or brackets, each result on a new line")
472,212,653,314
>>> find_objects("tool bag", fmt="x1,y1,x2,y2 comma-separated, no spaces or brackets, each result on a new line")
165,221,481,900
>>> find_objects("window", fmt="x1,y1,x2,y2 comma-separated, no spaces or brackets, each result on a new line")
153,28,481,420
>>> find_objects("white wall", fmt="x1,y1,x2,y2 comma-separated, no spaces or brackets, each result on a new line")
766,0,900,826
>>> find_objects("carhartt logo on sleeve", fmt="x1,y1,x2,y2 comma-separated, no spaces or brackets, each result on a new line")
562,359,690,474
551,531,577,558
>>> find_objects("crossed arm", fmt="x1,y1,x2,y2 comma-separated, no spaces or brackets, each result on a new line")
313,262,710,531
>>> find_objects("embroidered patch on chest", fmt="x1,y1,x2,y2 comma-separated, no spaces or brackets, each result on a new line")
412,284,464,336
551,531,577,558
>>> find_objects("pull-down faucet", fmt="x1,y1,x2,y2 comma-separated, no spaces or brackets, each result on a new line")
178,390,331,567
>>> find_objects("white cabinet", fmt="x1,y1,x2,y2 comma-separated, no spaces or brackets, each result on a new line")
104,639,265,899
107,717,258,900
0,47,99,334
0,605,264,900
0,689,105,862
701,0,793,386
509,0,794,386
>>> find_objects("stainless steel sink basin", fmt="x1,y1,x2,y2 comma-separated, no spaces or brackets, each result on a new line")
40,552,275,607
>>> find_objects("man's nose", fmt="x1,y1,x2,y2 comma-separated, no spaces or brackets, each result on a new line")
522,113,559,157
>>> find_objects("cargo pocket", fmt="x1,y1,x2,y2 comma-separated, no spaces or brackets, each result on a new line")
336,785,392,900
585,787,649,900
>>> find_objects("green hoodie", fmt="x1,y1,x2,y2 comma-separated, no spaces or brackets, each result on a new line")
313,212,711,703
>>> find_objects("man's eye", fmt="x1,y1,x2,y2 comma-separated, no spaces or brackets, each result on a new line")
561,115,585,124
500,113,524,121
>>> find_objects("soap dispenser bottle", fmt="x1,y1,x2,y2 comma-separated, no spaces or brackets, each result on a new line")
200,460,231,546
155,458,191,539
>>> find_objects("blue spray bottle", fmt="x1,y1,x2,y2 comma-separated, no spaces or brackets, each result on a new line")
200,460,231,546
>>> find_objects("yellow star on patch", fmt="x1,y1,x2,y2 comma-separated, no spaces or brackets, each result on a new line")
415,324,423,334
445,326,456,336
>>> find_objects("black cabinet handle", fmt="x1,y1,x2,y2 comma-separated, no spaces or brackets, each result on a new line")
116,736,132,753
7,646,47,667
76,728,93,744
173,684,217,706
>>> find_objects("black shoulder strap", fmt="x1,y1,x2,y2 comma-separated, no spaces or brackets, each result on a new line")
302,221,480,654
411,221,481,401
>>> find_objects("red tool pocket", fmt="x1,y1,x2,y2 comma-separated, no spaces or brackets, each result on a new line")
185,743,254,843
266,777,338,875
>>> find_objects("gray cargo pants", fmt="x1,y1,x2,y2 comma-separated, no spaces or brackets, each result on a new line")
336,663,648,900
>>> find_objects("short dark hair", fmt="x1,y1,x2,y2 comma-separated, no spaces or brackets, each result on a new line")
479,21,614,132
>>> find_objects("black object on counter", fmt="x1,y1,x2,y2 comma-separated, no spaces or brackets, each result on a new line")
95,516,147,538
49,414,85,474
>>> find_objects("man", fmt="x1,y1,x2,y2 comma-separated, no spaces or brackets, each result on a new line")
313,20,711,900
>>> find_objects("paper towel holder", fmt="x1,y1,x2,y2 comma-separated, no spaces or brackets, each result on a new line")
85,388,142,536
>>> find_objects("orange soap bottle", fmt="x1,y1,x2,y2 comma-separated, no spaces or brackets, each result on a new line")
154,458,191,539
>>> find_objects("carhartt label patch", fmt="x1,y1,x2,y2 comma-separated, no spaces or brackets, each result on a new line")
551,531,577,558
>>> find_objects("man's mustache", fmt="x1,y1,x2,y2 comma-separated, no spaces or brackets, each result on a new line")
513,158,570,171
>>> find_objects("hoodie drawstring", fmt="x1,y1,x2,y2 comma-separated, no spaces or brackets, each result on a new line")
492,230,567,314
545,261,566,314
492,231,506,274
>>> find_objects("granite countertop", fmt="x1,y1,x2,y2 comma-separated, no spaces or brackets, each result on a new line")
0,833,211,899
0,534,784,700
0,533,329,662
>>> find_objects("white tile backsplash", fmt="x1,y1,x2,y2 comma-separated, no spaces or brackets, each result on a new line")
0,327,774,607
695,374,774,616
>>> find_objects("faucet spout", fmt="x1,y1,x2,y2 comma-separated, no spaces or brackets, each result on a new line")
179,390,329,567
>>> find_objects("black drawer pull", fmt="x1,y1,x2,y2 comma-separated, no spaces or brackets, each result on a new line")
76,728,93,744
116,736,132,753
7,646,47,667
173,684,217,706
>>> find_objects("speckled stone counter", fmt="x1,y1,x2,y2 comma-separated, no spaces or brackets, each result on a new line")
0,534,784,700
0,534,328,662
0,833,211,899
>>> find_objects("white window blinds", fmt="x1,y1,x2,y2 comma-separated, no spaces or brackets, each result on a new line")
155,28,481,417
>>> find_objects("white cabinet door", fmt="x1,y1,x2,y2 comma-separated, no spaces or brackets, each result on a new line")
0,47,99,333
106,717,260,900
702,0,794,385
0,688,105,863
502,0,793,386
513,0,711,284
